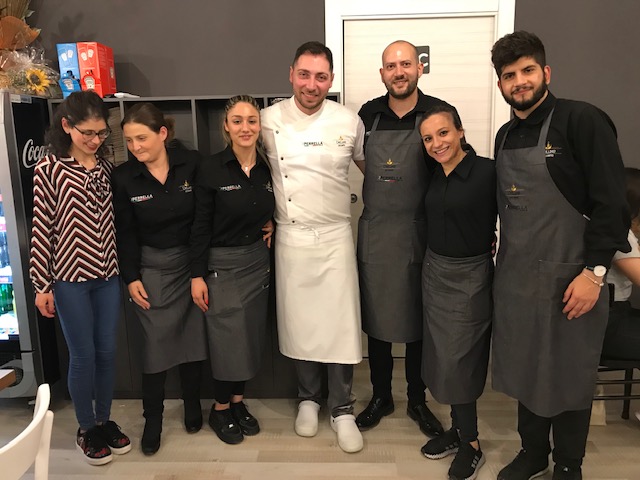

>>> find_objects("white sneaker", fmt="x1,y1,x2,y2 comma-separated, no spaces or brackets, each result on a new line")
295,400,320,437
331,414,363,453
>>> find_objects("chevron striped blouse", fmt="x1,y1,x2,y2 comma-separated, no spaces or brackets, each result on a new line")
30,155,119,294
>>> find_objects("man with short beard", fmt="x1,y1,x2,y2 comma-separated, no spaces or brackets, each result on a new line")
354,40,450,439
491,31,629,480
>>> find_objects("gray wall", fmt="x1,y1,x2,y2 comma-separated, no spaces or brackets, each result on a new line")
32,0,637,164
514,0,638,167
31,0,325,96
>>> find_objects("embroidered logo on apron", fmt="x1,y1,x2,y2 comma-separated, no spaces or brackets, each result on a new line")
504,184,527,210
381,158,398,171
545,141,562,158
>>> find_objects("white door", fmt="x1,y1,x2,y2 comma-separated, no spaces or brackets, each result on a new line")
343,15,497,237
326,0,515,357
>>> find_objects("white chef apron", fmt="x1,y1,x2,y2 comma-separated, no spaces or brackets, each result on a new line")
275,221,362,364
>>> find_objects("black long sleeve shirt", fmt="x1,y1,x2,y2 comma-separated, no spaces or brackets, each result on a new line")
112,147,201,284
189,146,275,278
495,92,630,268
426,148,497,257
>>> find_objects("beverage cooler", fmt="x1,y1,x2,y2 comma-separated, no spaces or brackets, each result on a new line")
0,91,60,397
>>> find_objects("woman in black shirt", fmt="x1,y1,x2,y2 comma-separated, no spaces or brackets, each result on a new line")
112,103,207,455
190,95,275,445
418,104,497,480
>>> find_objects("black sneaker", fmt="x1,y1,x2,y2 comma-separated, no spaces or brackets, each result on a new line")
421,427,460,459
96,420,132,454
498,449,549,480
552,465,582,480
209,405,244,444
76,427,113,466
448,442,485,480
407,402,445,437
231,401,260,436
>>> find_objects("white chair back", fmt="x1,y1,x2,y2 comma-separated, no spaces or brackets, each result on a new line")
0,383,54,480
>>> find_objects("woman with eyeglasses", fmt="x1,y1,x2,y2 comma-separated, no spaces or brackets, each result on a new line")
112,103,207,455
30,90,131,466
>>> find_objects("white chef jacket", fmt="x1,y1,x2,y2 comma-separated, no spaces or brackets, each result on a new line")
261,97,364,363
261,97,365,226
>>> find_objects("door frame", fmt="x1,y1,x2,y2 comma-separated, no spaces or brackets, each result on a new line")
325,0,516,155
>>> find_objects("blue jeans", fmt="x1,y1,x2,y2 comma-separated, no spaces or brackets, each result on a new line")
54,276,121,430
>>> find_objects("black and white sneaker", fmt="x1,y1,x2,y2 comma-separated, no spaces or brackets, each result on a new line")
448,442,485,480
498,449,549,480
421,427,460,459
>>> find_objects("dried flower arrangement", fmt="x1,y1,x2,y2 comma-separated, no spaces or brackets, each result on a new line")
0,0,60,97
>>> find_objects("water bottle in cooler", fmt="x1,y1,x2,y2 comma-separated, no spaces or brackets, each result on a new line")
0,242,9,268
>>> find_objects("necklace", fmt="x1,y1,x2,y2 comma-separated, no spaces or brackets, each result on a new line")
241,161,255,172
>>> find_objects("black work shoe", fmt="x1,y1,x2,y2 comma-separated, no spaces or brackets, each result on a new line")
407,402,444,437
448,442,485,480
356,396,394,431
76,427,113,465
96,420,131,455
184,399,203,433
552,465,582,480
208,405,244,444
230,401,260,436
498,449,549,480
141,416,162,456
421,427,460,459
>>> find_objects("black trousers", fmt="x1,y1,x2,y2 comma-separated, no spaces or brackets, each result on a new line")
518,402,592,469
213,379,246,404
451,402,478,444
367,335,426,404
142,361,202,419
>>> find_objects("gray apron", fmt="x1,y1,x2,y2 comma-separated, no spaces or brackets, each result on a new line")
358,114,428,343
492,110,609,417
422,249,493,404
136,246,207,374
206,239,270,381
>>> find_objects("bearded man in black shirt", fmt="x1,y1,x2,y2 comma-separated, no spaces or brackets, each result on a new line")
490,30,630,480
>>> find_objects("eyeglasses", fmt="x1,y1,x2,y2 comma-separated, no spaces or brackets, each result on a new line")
73,125,111,140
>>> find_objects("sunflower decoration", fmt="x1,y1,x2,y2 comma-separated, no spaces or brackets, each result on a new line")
0,0,61,97
24,66,49,94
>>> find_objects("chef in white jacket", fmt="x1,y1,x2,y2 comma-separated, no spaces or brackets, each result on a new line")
261,41,365,453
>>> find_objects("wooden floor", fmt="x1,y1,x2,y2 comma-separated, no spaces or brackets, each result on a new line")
1,361,639,479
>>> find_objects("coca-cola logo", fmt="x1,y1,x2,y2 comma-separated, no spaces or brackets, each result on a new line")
22,138,48,169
